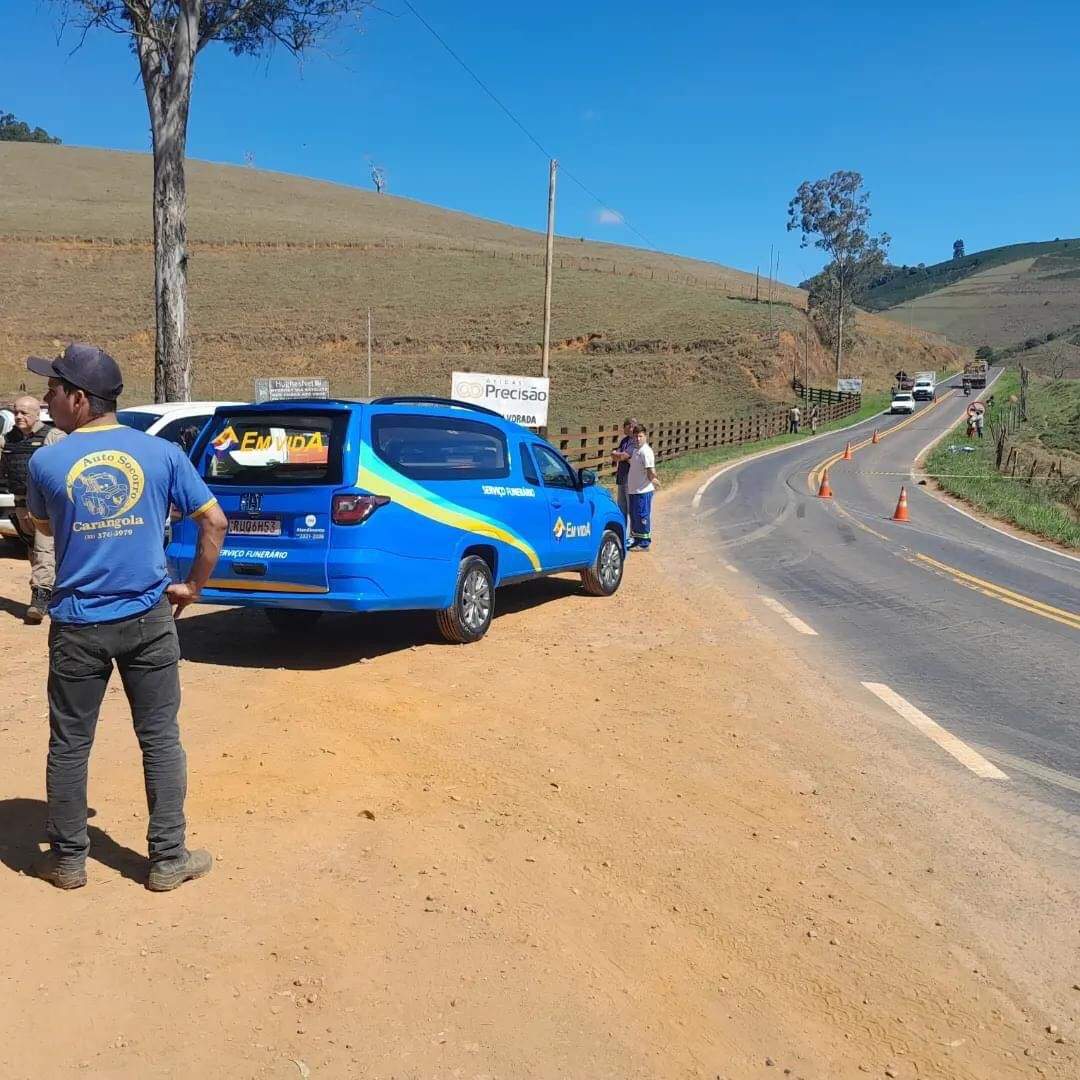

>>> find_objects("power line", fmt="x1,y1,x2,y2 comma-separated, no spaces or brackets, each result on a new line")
399,0,660,251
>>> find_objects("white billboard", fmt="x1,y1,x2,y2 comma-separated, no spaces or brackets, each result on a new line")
836,377,863,395
451,371,550,427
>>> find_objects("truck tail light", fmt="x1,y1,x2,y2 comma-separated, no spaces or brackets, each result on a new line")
332,493,390,525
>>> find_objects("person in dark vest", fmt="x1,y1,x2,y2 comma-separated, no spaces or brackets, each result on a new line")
0,395,65,623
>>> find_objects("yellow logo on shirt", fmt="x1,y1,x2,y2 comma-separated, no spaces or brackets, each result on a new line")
66,451,145,522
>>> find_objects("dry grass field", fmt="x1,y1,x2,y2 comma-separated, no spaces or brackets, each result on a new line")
1,143,959,422
888,252,1080,371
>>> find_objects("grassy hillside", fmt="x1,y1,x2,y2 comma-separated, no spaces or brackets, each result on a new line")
853,238,1080,377
858,238,1080,311
0,143,960,423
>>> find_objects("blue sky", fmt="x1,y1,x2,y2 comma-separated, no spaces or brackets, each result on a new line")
3,0,1078,282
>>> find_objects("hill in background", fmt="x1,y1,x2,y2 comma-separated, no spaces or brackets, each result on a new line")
852,239,1080,378
0,143,959,423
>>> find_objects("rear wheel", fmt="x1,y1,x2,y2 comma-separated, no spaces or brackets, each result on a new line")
436,556,494,644
581,529,624,597
264,608,325,633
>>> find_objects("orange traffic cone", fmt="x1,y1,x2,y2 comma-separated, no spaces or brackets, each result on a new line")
892,485,910,522
817,469,833,499
871,429,880,444
842,441,853,460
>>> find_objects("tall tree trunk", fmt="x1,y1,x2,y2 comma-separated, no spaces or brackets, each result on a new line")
136,0,199,403
834,275,845,379
152,132,191,402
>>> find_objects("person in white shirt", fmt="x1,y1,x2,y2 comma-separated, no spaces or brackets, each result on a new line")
626,424,659,550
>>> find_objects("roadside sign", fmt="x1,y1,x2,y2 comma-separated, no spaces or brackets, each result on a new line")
451,371,550,427
254,377,331,403
837,378,863,394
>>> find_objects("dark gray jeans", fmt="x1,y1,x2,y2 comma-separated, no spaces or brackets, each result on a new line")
46,597,187,865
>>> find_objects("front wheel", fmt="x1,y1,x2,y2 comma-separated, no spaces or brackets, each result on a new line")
581,529,624,597
436,556,494,644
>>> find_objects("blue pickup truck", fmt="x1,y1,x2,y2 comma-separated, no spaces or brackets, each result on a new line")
168,397,626,642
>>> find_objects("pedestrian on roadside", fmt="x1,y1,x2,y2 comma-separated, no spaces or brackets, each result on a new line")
974,409,985,438
24,344,228,892
626,424,659,551
0,395,65,624
610,416,638,524
809,404,819,435
788,403,801,434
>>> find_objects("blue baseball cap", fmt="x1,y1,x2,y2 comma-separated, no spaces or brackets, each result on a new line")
27,343,124,400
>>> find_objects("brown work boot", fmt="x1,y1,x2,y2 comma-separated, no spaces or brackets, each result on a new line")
31,851,88,890
25,586,50,625
147,849,213,892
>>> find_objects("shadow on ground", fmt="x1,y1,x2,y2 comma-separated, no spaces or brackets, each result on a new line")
0,798,145,884
177,574,584,671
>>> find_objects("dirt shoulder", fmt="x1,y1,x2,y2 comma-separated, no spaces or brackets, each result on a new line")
0,526,1077,1079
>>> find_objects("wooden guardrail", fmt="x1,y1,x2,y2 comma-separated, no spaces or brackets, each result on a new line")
556,391,861,478
792,379,854,407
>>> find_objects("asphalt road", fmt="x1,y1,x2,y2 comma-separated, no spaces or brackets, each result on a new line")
682,370,1080,824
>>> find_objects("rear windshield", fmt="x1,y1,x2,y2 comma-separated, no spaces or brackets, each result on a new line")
372,414,509,480
117,410,159,432
199,412,346,486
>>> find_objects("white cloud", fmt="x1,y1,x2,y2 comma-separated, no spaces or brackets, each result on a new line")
597,208,624,226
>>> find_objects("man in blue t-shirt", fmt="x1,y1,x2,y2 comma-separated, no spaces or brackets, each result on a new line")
25,344,227,892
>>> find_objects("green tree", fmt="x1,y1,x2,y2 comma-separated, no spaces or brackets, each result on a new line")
0,111,61,144
953,238,965,260
51,1,373,402
787,171,890,376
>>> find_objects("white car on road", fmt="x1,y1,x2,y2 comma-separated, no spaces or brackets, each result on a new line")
890,392,916,415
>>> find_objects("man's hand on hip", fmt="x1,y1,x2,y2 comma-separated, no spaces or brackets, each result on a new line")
167,582,200,618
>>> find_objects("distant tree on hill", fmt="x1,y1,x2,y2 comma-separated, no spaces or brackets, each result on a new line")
370,162,387,194
787,171,890,376
49,1,373,402
975,345,994,359
953,239,965,260
0,111,61,144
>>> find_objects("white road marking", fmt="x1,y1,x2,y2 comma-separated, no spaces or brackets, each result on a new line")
966,745,1080,795
861,682,1009,780
690,409,889,510
761,597,818,635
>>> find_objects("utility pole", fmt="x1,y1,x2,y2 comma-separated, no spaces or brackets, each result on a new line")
755,266,760,302
768,245,774,334
804,322,809,388
541,159,558,379
366,308,373,398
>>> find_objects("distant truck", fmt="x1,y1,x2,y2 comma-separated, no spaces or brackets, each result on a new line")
963,359,988,389
912,372,937,402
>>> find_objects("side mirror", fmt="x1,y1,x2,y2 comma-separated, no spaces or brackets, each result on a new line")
579,468,597,487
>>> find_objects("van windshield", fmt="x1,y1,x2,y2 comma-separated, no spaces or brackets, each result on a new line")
200,412,346,486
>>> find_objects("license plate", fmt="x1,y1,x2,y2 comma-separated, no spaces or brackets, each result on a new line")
228,517,281,536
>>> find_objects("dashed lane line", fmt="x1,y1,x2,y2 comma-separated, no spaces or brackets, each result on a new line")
965,745,1080,796
760,597,818,635
861,682,1009,780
